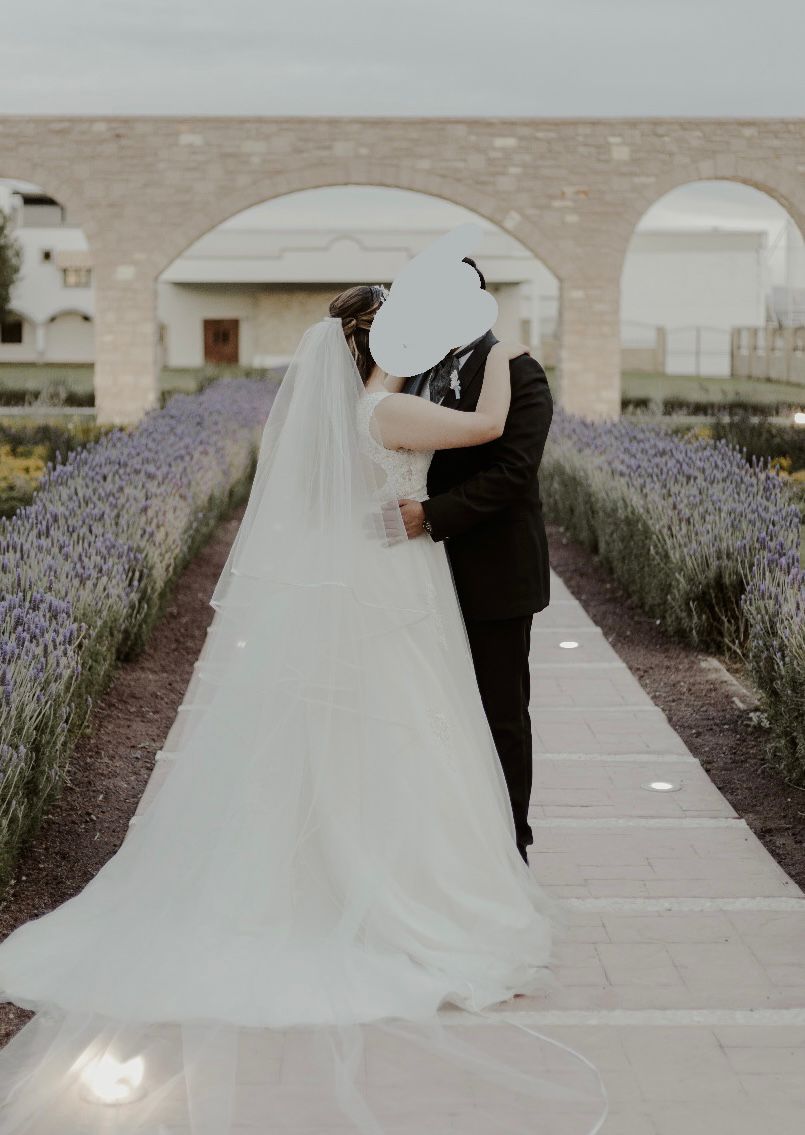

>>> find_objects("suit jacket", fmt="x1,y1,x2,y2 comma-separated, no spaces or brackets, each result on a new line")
405,330,553,621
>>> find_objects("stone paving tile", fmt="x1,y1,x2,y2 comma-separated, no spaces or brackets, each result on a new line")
530,822,800,901
529,627,632,665
530,760,737,819
533,717,691,757
518,907,805,1010
619,1026,738,1101
531,600,599,631
530,669,654,710
473,1022,799,1133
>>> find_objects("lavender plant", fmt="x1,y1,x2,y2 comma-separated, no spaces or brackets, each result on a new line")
0,592,81,869
541,409,801,652
0,378,274,883
741,543,805,782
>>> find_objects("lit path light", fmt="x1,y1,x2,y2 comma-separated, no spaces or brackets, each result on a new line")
79,1053,146,1105
641,780,683,793
558,640,579,649
794,410,805,426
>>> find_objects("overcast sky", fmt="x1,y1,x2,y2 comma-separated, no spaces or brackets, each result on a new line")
1,1,802,254
1,0,803,117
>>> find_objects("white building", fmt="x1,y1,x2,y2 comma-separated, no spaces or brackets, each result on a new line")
620,229,768,375
0,186,94,363
159,226,541,369
0,183,773,377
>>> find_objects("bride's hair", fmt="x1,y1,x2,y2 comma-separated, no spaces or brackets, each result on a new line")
329,284,387,382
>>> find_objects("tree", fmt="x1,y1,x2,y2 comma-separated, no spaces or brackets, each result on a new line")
0,206,23,324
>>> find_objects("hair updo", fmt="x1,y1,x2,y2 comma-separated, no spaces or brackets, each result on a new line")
328,284,388,383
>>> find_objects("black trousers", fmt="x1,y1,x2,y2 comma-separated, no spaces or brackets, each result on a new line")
463,614,534,862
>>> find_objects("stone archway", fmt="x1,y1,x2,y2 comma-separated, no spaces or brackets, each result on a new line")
153,160,566,282
156,176,560,380
614,154,805,280
2,116,804,423
614,158,805,388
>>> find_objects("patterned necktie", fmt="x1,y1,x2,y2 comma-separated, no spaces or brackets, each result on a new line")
426,334,486,404
426,353,459,405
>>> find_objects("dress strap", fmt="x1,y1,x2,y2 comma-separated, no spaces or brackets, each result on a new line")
358,389,394,452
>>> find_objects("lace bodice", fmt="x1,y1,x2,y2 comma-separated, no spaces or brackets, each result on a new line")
357,390,433,502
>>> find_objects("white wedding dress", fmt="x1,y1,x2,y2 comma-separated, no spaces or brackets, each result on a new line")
0,319,606,1134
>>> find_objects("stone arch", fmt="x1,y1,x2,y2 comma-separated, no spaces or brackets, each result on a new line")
0,170,93,237
613,158,805,385
613,156,805,278
152,159,566,282
45,305,93,322
45,309,94,364
156,170,558,381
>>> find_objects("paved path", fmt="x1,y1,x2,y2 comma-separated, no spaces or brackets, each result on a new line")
488,568,805,1133
126,567,805,1133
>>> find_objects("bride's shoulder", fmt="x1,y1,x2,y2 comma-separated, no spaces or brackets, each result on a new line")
358,388,396,438
361,389,416,416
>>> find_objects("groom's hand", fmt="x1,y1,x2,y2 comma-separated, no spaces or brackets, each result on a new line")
398,499,426,539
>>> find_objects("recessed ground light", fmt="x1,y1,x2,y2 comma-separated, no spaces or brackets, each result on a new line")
641,780,682,792
794,410,805,426
559,640,579,649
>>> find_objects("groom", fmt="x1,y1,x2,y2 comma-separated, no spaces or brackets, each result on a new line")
398,258,553,865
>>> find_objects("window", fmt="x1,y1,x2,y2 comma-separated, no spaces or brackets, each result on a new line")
63,267,92,288
41,248,53,262
1,320,24,344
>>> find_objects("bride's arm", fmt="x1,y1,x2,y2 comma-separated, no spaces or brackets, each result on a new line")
371,342,529,452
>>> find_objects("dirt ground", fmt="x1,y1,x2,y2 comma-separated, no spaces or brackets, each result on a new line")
2,506,802,1045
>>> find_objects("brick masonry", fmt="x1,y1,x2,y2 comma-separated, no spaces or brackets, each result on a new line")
2,116,803,423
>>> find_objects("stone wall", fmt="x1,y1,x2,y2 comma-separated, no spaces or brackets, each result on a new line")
1,115,803,422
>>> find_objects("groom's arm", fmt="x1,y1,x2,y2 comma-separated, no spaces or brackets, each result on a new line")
420,356,553,541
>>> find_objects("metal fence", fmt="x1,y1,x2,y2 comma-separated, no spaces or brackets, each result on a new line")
731,325,805,385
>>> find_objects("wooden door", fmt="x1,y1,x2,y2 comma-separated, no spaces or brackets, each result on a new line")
203,319,239,364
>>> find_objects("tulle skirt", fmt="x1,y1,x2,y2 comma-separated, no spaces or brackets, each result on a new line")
0,521,606,1134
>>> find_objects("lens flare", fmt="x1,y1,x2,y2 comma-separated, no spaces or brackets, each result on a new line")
79,1053,145,1105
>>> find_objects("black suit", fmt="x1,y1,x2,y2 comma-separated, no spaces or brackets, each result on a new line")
405,330,554,860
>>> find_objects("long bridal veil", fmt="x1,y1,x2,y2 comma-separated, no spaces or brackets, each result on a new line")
0,318,606,1134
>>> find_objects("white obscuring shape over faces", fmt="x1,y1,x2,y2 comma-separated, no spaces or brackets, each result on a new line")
369,222,499,377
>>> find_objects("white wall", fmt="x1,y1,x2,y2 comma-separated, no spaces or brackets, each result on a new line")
159,280,531,368
6,227,93,324
157,282,258,367
0,211,772,378
46,312,94,363
621,231,767,375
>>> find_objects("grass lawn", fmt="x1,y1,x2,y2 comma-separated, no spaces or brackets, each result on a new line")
0,364,218,400
3,363,804,416
621,370,805,409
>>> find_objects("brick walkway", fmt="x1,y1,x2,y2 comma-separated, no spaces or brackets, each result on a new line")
486,568,805,1133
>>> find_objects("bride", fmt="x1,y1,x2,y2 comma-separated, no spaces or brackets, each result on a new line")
0,284,606,1134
